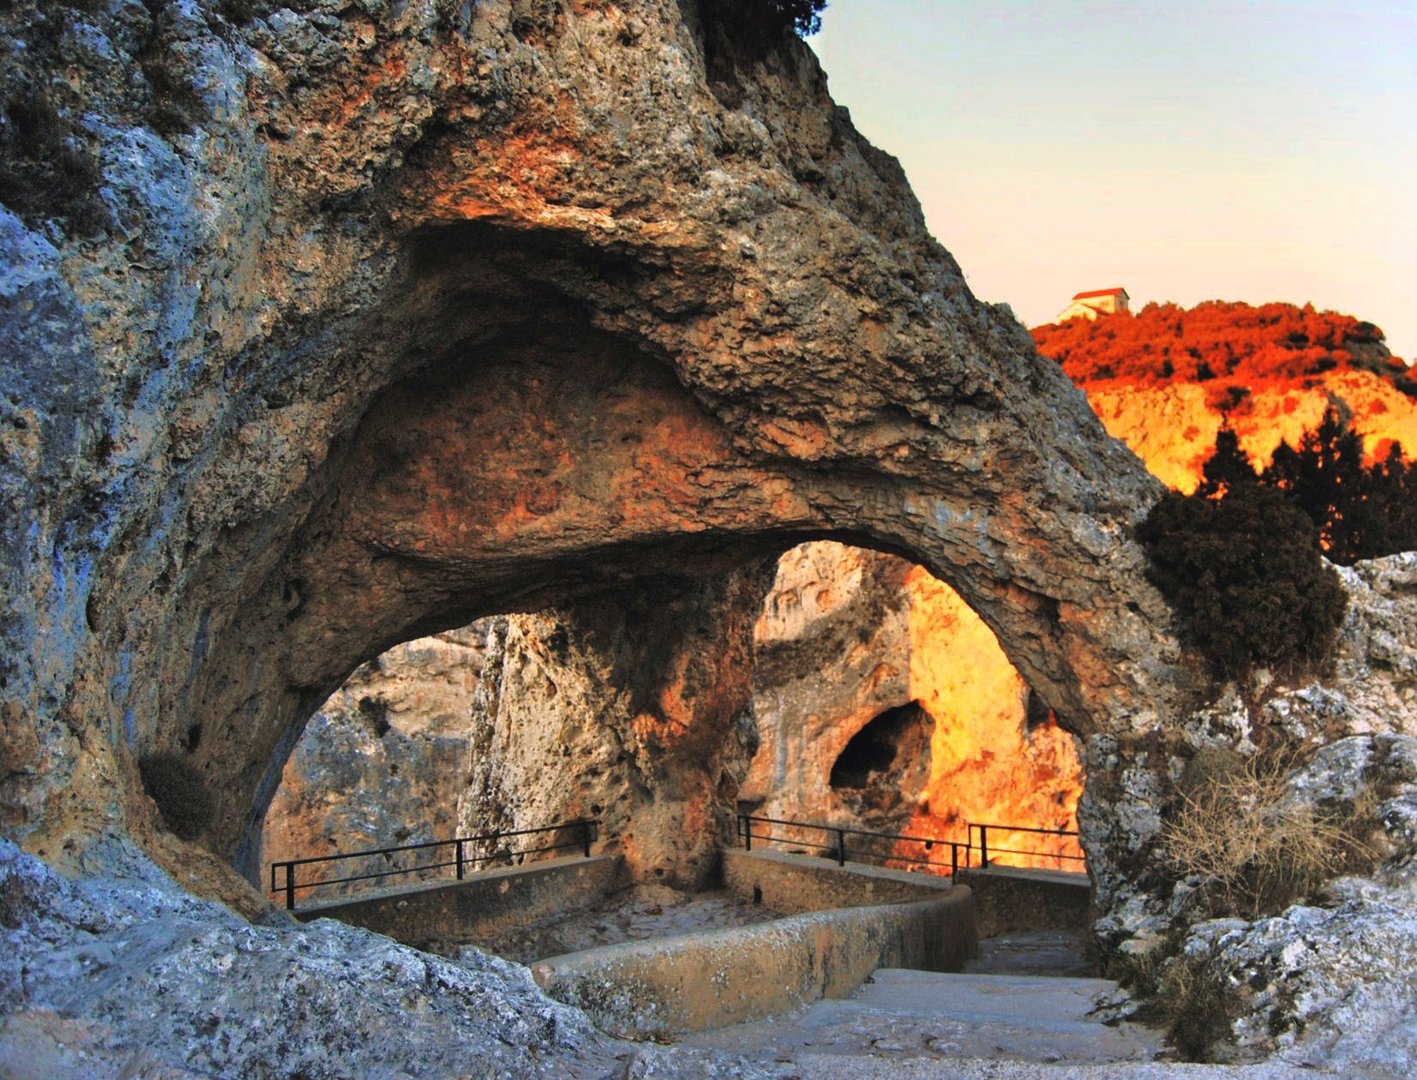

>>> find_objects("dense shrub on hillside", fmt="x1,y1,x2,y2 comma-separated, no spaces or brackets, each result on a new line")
1031,300,1410,402
1197,409,1417,564
1137,485,1347,680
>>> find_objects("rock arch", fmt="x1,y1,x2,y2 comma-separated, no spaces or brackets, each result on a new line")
1,2,1190,902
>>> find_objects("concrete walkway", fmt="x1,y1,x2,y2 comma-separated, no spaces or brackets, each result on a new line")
679,968,1166,1068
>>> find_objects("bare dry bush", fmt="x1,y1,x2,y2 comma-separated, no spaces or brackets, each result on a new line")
1163,749,1378,919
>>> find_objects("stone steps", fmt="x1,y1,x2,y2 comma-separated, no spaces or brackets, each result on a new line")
679,968,1168,1069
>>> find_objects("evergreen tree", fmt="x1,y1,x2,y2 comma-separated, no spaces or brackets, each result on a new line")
1258,406,1415,563
702,0,828,42
1137,486,1347,681
1195,425,1258,499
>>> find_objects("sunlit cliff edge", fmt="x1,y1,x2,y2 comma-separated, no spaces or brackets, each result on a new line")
1035,300,1417,492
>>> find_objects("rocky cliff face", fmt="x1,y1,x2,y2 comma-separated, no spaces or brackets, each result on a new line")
744,541,1083,864
1034,300,1417,493
3,0,1413,1072
263,625,489,900
263,539,1084,900
2,0,1184,884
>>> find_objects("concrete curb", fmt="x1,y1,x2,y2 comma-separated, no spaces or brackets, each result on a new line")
532,871,974,1037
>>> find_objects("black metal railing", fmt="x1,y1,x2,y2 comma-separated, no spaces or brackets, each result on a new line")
968,822,1084,871
269,818,599,911
736,813,970,879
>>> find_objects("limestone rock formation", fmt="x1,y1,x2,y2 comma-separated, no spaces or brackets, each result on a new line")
0,0,1186,892
744,541,1084,865
1159,733,1417,1067
1083,554,1417,1063
262,538,1085,896
263,625,490,900
1,0,1411,1072
0,838,769,1078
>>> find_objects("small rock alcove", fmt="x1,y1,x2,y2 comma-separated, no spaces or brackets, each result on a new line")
829,701,931,795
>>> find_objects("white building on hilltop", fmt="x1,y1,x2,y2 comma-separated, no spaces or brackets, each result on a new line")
1056,287,1130,322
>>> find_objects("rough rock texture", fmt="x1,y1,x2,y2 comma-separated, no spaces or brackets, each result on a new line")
0,0,1188,889
744,541,1084,865
460,565,773,889
1157,734,1417,1067
0,838,789,1078
262,539,1085,896
1082,369,1417,494
1072,558,1417,1066
263,624,490,900
0,0,1411,1073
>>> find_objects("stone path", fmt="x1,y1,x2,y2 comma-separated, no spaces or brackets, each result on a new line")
472,884,781,963
678,968,1168,1071
964,927,1097,978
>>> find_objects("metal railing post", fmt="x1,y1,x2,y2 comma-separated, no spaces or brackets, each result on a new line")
581,819,592,858
455,840,464,880
742,815,752,851
979,825,990,868
951,842,958,880
284,863,296,911
835,828,846,866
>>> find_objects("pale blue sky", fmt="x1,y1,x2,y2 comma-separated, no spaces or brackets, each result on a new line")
811,1,1417,360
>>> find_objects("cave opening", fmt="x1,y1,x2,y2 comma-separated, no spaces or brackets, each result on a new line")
830,702,928,791
262,538,1087,910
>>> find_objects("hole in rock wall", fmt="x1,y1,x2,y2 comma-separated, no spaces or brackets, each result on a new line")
261,541,1086,904
828,702,932,801
740,541,1086,872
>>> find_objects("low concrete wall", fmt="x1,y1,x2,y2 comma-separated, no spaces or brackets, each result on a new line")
532,852,975,1037
296,854,624,951
956,866,1092,937
720,847,951,912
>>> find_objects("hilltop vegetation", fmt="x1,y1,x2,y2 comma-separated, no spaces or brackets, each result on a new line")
1035,299,1416,678
1033,301,1415,403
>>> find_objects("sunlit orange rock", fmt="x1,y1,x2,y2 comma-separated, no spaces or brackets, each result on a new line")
742,542,1085,873
1034,300,1417,491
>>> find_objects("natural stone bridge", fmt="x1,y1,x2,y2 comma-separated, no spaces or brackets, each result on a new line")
4,0,1189,917
3,2,1414,1074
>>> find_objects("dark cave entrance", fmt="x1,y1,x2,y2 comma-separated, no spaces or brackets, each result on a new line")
829,701,932,796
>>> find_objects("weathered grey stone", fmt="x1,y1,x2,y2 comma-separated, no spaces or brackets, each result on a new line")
0,839,784,1078
1,0,1414,1072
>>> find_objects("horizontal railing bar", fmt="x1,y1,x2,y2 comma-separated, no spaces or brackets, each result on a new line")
970,823,1080,837
741,813,1083,877
289,858,465,892
745,835,838,855
272,820,596,870
977,843,1085,856
268,819,600,907
742,815,968,847
277,840,591,891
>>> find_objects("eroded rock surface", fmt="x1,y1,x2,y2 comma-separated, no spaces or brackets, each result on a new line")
263,625,491,900
745,542,1084,864
0,0,1185,884
2,0,1413,1073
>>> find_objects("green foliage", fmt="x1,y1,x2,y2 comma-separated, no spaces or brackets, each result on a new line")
139,752,215,841
1157,953,1243,1062
1192,408,1417,566
701,0,828,46
1137,485,1347,681
1261,406,1417,563
1194,425,1255,499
